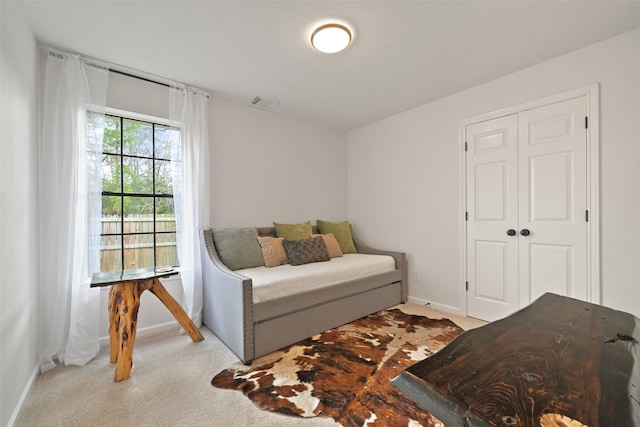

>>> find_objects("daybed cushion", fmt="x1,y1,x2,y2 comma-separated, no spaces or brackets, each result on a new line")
317,219,357,253
273,221,313,240
257,236,287,267
282,236,330,266
239,253,396,304
212,227,265,270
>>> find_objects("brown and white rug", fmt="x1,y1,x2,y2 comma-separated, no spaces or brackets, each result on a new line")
211,308,464,426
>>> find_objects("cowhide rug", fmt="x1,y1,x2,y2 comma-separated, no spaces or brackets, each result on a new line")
211,308,464,426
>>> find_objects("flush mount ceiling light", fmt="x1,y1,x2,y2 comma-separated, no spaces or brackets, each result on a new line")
311,23,352,53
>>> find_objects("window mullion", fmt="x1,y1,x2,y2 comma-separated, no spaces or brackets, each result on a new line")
152,123,157,268
120,116,125,271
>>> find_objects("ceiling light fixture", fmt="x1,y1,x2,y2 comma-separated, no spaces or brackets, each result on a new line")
311,23,352,54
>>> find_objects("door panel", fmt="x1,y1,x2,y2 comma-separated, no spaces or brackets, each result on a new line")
476,162,507,220
529,243,572,302
529,152,573,221
527,113,574,145
466,115,519,321
474,240,508,302
518,97,587,306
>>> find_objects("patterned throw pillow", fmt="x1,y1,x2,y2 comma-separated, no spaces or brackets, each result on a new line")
257,236,288,267
282,236,330,266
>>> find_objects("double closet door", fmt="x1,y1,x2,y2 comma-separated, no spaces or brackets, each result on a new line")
466,96,589,322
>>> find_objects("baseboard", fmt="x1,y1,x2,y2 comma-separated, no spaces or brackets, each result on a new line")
7,364,39,427
407,295,465,316
98,320,179,346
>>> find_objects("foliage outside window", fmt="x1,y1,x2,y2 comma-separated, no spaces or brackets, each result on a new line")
90,112,180,272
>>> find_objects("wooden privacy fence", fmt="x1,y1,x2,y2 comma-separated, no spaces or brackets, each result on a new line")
101,216,178,271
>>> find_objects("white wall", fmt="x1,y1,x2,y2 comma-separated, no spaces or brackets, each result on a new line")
105,76,350,229
0,2,40,426
209,96,348,228
348,28,640,318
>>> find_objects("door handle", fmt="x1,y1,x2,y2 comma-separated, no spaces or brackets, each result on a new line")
520,229,530,236
506,229,516,236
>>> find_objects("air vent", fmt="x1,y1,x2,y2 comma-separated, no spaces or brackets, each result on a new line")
249,95,280,111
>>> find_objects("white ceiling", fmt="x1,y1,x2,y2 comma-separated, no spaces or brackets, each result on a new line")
18,0,640,131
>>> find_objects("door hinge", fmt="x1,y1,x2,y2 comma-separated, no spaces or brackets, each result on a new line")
465,281,469,291
586,210,589,222
585,116,589,129
465,211,468,221
465,142,468,152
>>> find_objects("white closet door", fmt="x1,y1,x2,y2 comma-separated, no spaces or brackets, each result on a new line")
466,96,589,322
466,115,519,321
517,97,588,306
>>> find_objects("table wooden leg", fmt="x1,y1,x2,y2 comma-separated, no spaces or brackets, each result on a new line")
107,287,120,364
149,278,204,342
112,281,152,382
105,276,203,382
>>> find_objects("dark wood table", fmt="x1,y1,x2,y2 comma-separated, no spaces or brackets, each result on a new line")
391,293,639,427
91,267,204,381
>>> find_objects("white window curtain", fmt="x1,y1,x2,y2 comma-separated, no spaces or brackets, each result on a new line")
39,51,108,372
169,87,211,326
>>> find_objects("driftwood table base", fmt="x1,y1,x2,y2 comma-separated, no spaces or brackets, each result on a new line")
94,269,204,382
392,293,640,427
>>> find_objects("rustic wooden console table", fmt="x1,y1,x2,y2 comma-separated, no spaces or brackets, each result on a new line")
91,268,204,381
392,293,639,427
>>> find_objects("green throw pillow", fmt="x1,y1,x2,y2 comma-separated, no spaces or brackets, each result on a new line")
273,221,313,240
212,227,265,270
316,220,357,254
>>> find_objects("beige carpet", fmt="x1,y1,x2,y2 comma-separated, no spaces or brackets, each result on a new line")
16,303,485,427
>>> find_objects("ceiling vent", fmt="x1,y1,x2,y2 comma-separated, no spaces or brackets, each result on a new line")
249,95,280,111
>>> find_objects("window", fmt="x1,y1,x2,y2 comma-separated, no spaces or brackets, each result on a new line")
92,112,180,272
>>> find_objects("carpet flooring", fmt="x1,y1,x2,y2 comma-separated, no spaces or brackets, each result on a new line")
16,303,485,426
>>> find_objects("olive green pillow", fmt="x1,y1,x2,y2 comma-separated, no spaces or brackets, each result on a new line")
316,220,357,254
212,227,265,270
273,221,313,241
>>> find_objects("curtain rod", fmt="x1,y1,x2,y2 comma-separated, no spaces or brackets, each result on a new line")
109,68,209,98
45,46,209,98
109,68,170,89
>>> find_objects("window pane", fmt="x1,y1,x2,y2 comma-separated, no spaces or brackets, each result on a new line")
101,235,122,272
155,125,180,160
122,199,154,231
102,154,121,193
156,232,178,268
156,199,176,232
155,160,173,195
87,112,105,150
123,233,154,270
122,156,153,194
103,115,121,154
102,196,121,231
123,119,152,157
